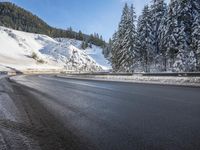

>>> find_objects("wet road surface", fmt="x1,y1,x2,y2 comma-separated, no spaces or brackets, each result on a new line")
1,75,200,150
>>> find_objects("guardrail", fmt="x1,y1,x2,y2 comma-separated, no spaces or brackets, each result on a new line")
142,72,200,77
67,72,200,77
69,72,135,76
2,70,200,77
87,73,132,75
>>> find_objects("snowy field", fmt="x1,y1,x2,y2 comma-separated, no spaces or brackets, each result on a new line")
0,26,110,73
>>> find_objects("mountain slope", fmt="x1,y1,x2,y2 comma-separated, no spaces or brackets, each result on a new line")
0,2,51,35
0,26,103,72
0,2,106,48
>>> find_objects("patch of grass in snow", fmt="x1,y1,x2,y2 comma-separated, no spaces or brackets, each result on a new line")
31,52,45,64
37,59,45,64
31,52,39,60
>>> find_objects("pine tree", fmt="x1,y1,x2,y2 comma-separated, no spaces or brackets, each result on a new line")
78,30,84,40
172,0,198,72
111,3,130,72
150,0,167,57
129,4,138,71
158,0,199,72
120,4,138,72
81,40,89,49
117,3,130,72
111,32,120,72
81,41,85,49
110,0,200,72
160,0,180,71
111,3,138,72
137,5,154,72
103,38,112,59
158,5,168,71
173,21,192,72
191,0,200,70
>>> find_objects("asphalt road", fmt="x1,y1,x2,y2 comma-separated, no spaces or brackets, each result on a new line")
2,75,200,150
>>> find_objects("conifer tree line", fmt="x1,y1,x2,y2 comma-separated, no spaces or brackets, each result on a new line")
109,0,200,73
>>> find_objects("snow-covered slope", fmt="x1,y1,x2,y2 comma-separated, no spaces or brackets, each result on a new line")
0,26,103,72
56,38,111,70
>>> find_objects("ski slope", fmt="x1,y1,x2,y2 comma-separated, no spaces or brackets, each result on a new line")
0,26,108,72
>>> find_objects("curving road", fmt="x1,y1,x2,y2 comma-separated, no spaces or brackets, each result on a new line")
1,75,200,150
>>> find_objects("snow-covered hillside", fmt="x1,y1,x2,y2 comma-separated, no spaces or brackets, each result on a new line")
0,26,108,72
56,38,110,70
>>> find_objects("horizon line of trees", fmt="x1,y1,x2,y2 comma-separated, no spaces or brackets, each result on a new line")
108,0,200,73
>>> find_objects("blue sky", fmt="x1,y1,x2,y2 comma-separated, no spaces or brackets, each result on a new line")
9,0,169,41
